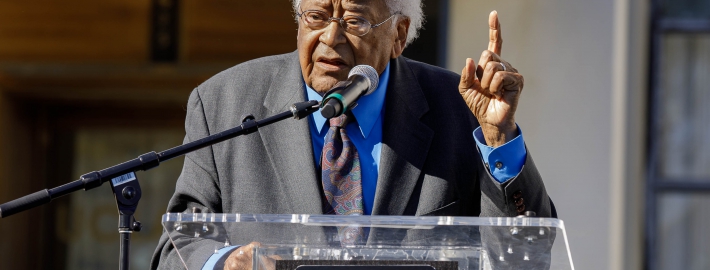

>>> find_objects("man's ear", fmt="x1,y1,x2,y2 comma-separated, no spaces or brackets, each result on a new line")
391,17,410,58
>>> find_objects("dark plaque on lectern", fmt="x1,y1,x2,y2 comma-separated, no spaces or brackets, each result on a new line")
296,266,434,270
277,260,457,270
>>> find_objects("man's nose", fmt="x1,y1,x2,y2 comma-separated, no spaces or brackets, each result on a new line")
319,19,347,47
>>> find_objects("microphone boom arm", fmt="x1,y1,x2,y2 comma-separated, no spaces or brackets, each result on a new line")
0,99,320,217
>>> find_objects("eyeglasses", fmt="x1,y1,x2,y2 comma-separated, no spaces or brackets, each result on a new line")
296,9,401,37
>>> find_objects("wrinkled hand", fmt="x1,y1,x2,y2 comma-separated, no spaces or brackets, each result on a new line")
223,242,275,270
459,11,524,147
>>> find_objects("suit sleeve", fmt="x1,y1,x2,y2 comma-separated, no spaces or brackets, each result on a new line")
151,89,226,269
478,147,553,218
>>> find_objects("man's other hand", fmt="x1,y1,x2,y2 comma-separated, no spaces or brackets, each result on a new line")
223,242,275,270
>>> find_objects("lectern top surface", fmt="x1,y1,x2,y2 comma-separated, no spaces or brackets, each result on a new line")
162,213,565,228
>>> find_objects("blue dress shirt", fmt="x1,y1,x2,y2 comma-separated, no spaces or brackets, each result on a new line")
202,61,527,269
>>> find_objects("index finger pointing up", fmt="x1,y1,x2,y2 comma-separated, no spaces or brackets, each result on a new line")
488,10,502,56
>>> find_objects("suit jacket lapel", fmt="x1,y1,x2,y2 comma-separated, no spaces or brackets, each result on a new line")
371,57,434,216
259,52,324,215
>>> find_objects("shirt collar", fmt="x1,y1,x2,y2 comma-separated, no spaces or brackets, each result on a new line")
305,62,390,138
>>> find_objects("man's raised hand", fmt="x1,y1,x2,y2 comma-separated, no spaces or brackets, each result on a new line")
459,11,524,147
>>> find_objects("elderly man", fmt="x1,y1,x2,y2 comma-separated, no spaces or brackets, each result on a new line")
152,0,554,269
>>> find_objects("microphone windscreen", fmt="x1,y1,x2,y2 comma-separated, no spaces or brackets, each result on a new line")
348,65,379,95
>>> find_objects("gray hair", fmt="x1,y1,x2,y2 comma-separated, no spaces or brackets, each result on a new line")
291,0,424,46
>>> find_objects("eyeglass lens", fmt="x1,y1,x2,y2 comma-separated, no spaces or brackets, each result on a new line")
300,10,372,36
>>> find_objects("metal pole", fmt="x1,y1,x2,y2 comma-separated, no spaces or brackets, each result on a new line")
119,230,131,270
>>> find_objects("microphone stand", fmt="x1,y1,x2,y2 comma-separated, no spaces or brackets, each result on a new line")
0,100,320,270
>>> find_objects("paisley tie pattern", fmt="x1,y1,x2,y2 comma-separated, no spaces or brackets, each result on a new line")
321,114,365,244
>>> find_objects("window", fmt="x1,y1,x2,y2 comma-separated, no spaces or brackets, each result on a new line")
647,0,710,269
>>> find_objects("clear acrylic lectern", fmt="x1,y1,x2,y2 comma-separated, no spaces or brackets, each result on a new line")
162,214,574,270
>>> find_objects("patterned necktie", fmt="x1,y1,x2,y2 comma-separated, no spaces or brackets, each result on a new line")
321,114,365,245
321,113,364,215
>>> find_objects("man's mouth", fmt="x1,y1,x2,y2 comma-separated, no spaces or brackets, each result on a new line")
316,57,348,71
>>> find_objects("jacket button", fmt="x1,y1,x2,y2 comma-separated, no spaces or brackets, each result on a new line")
515,198,524,206
513,190,523,199
516,204,526,213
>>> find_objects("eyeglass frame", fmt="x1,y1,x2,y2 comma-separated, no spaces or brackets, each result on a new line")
296,8,402,37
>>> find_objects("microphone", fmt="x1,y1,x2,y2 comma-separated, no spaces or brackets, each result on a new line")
320,65,379,119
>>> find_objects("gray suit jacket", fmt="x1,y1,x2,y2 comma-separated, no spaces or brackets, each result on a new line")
151,51,552,269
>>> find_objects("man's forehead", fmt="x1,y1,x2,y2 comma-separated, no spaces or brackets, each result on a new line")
302,0,383,12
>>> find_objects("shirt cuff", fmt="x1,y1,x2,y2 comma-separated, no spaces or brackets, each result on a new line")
473,124,527,183
202,245,239,270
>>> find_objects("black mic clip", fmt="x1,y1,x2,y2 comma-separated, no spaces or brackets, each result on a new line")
291,100,320,120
